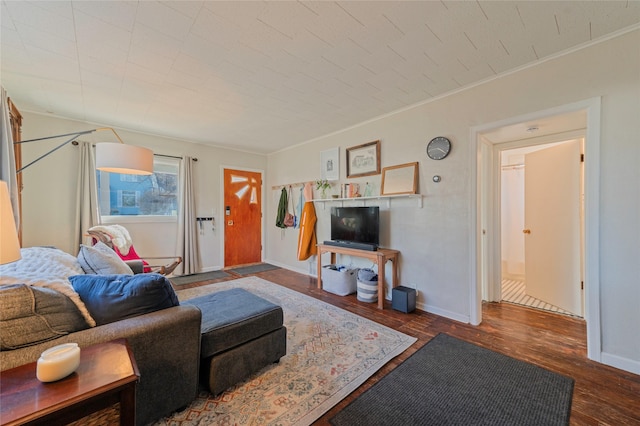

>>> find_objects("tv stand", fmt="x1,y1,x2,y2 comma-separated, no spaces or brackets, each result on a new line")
317,243,400,310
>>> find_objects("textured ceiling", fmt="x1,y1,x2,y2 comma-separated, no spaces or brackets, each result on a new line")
2,1,639,154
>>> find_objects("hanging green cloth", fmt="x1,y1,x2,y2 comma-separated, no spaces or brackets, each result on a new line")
275,187,288,228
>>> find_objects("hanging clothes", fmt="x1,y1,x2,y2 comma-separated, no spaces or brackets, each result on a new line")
294,185,305,229
297,182,318,260
275,187,288,228
283,186,295,227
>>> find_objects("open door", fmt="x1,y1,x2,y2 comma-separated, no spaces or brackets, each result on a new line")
223,168,262,267
524,140,582,315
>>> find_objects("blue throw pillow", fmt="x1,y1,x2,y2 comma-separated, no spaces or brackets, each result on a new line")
69,273,179,326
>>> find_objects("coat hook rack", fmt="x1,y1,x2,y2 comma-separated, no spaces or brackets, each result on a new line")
271,181,312,190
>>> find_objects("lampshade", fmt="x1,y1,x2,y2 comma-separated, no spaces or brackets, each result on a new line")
95,143,154,175
0,181,21,265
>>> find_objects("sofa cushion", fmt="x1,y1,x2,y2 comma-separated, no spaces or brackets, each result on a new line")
184,288,284,358
77,242,133,275
70,273,179,326
0,284,90,350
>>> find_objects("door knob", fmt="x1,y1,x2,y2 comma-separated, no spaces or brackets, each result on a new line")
522,229,531,234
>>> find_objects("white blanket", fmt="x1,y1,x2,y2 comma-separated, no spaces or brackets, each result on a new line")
88,224,133,255
0,247,96,327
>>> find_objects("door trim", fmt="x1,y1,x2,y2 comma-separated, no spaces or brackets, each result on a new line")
220,165,265,268
470,97,601,361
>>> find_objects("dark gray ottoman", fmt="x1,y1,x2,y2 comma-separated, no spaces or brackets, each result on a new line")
184,288,287,395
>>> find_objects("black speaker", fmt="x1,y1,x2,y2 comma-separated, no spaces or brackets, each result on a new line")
392,286,416,313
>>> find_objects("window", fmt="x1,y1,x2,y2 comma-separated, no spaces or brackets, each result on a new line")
98,157,179,221
117,190,139,208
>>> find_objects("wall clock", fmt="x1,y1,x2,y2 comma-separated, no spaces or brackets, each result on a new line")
427,136,451,160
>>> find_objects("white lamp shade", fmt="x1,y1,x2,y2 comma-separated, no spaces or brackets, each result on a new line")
95,143,154,175
0,181,21,265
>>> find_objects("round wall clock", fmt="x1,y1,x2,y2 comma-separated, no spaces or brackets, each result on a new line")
427,136,451,160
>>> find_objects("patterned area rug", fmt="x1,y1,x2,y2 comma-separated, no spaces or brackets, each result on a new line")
154,276,416,426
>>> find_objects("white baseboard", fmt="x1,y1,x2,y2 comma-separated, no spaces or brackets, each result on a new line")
265,261,472,323
600,352,640,375
263,259,312,276
417,301,470,324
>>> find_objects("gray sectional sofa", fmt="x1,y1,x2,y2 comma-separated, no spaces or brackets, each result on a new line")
0,246,287,425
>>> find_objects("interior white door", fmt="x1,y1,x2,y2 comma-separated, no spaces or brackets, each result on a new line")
524,140,582,315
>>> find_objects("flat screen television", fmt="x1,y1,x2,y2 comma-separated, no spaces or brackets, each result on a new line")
330,206,379,250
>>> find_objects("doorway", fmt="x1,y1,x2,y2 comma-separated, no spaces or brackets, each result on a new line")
471,97,602,361
223,168,263,267
500,140,584,318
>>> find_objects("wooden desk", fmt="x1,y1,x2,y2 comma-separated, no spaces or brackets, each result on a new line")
1,339,139,426
317,244,400,309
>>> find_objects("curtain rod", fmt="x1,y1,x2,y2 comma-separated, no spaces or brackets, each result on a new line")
154,153,198,161
83,143,198,161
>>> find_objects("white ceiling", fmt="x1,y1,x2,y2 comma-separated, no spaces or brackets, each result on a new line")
2,1,639,154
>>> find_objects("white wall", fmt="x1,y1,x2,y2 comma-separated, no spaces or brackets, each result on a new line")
266,30,640,372
19,113,267,272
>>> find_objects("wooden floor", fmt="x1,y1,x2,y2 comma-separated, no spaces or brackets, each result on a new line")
185,266,640,426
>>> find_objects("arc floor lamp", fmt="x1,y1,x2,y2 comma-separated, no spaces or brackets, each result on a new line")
15,127,154,175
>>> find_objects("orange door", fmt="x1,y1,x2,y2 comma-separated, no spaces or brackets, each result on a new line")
224,168,262,267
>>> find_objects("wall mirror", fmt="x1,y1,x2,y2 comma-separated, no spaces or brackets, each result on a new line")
381,162,419,195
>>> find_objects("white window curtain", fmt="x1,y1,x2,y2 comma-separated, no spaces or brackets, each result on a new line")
75,141,100,249
176,156,200,275
0,86,19,228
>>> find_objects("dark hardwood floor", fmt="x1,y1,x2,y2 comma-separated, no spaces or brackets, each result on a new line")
184,266,640,425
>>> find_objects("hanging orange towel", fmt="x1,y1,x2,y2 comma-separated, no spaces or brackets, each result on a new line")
297,183,317,260
297,201,317,260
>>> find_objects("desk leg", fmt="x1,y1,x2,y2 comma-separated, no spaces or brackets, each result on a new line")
317,250,322,289
392,254,398,290
377,257,385,310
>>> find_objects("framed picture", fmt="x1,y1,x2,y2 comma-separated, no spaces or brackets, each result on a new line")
381,162,419,195
346,140,380,178
320,147,339,181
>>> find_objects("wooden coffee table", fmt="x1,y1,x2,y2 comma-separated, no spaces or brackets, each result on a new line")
0,338,139,426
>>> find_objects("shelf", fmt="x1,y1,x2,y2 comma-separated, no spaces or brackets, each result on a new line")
311,194,422,208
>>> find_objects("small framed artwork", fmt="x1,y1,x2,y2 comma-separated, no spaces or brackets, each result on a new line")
346,140,380,178
381,162,419,195
320,147,339,181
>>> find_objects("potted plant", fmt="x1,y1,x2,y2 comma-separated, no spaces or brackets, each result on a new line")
315,179,331,199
